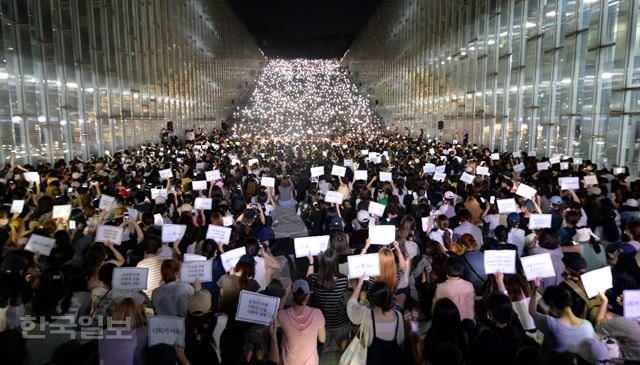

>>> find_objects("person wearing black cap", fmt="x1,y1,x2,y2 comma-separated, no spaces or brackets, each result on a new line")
235,204,265,243
560,253,603,322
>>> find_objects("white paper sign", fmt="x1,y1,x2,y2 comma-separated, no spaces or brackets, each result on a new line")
248,158,259,166
256,177,274,189
623,290,640,318
161,224,187,242
491,153,500,160
354,170,368,181
558,177,579,190
560,162,570,170
151,189,168,200
496,198,519,214
529,214,553,229
235,291,280,326
159,169,173,179
520,253,556,281
476,166,490,176
195,162,205,170
433,172,447,182
148,316,185,347
574,158,583,165
223,215,235,227
206,170,222,182
325,191,344,204
347,253,381,279
10,200,24,213
344,159,353,167
423,163,436,174
96,225,124,245
318,182,330,195
183,253,207,262
369,225,396,245
153,213,164,226
52,204,72,219
537,162,550,171
435,165,446,174
194,197,213,210
331,165,346,177
584,175,598,186
112,267,148,291
192,180,207,190
513,163,525,173
379,172,392,182
549,157,561,165
206,225,232,245
515,183,537,200
294,235,330,258
368,202,386,217
310,166,324,178
484,250,516,274
460,172,476,184
220,246,247,272
127,208,139,220
513,151,522,158
581,266,613,298
98,194,116,211
23,172,40,182
25,234,56,256
180,259,213,283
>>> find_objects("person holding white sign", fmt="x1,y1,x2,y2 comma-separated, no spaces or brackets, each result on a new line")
275,279,326,365
217,254,260,317
528,279,596,360
151,260,195,317
346,276,405,361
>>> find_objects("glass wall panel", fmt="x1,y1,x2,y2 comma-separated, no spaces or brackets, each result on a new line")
343,0,640,173
0,0,264,163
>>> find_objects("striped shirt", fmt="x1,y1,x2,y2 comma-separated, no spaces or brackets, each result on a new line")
308,274,349,329
136,256,164,297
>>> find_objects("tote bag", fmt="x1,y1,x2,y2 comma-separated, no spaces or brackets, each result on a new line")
339,311,370,365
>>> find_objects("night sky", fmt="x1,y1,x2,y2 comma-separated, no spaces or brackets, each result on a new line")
230,0,382,59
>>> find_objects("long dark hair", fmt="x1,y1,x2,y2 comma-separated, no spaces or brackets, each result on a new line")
317,248,341,290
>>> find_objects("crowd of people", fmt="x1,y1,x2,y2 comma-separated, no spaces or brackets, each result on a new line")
1,124,640,365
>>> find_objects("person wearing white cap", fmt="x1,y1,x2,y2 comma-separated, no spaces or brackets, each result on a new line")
437,191,457,219
276,279,326,365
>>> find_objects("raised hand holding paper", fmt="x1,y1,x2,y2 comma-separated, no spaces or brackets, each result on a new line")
10,200,24,213
206,225,232,245
192,180,207,190
194,197,212,210
220,246,247,272
581,266,613,298
159,169,173,179
528,214,552,229
294,235,330,258
148,316,185,347
515,183,537,200
25,234,56,256
460,172,475,184
559,177,580,190
347,253,381,279
354,170,368,181
324,190,343,204
96,225,124,245
235,291,280,326
623,290,640,318
496,199,518,214
112,267,148,290
261,177,275,188
520,253,556,281
99,194,116,211
52,204,72,219
310,166,324,178
180,259,213,283
331,165,346,177
161,224,187,242
205,170,221,181
484,250,516,274
379,172,392,182
368,201,386,217
368,225,395,245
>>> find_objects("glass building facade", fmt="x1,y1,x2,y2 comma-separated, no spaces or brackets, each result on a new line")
0,0,264,164
343,0,640,171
